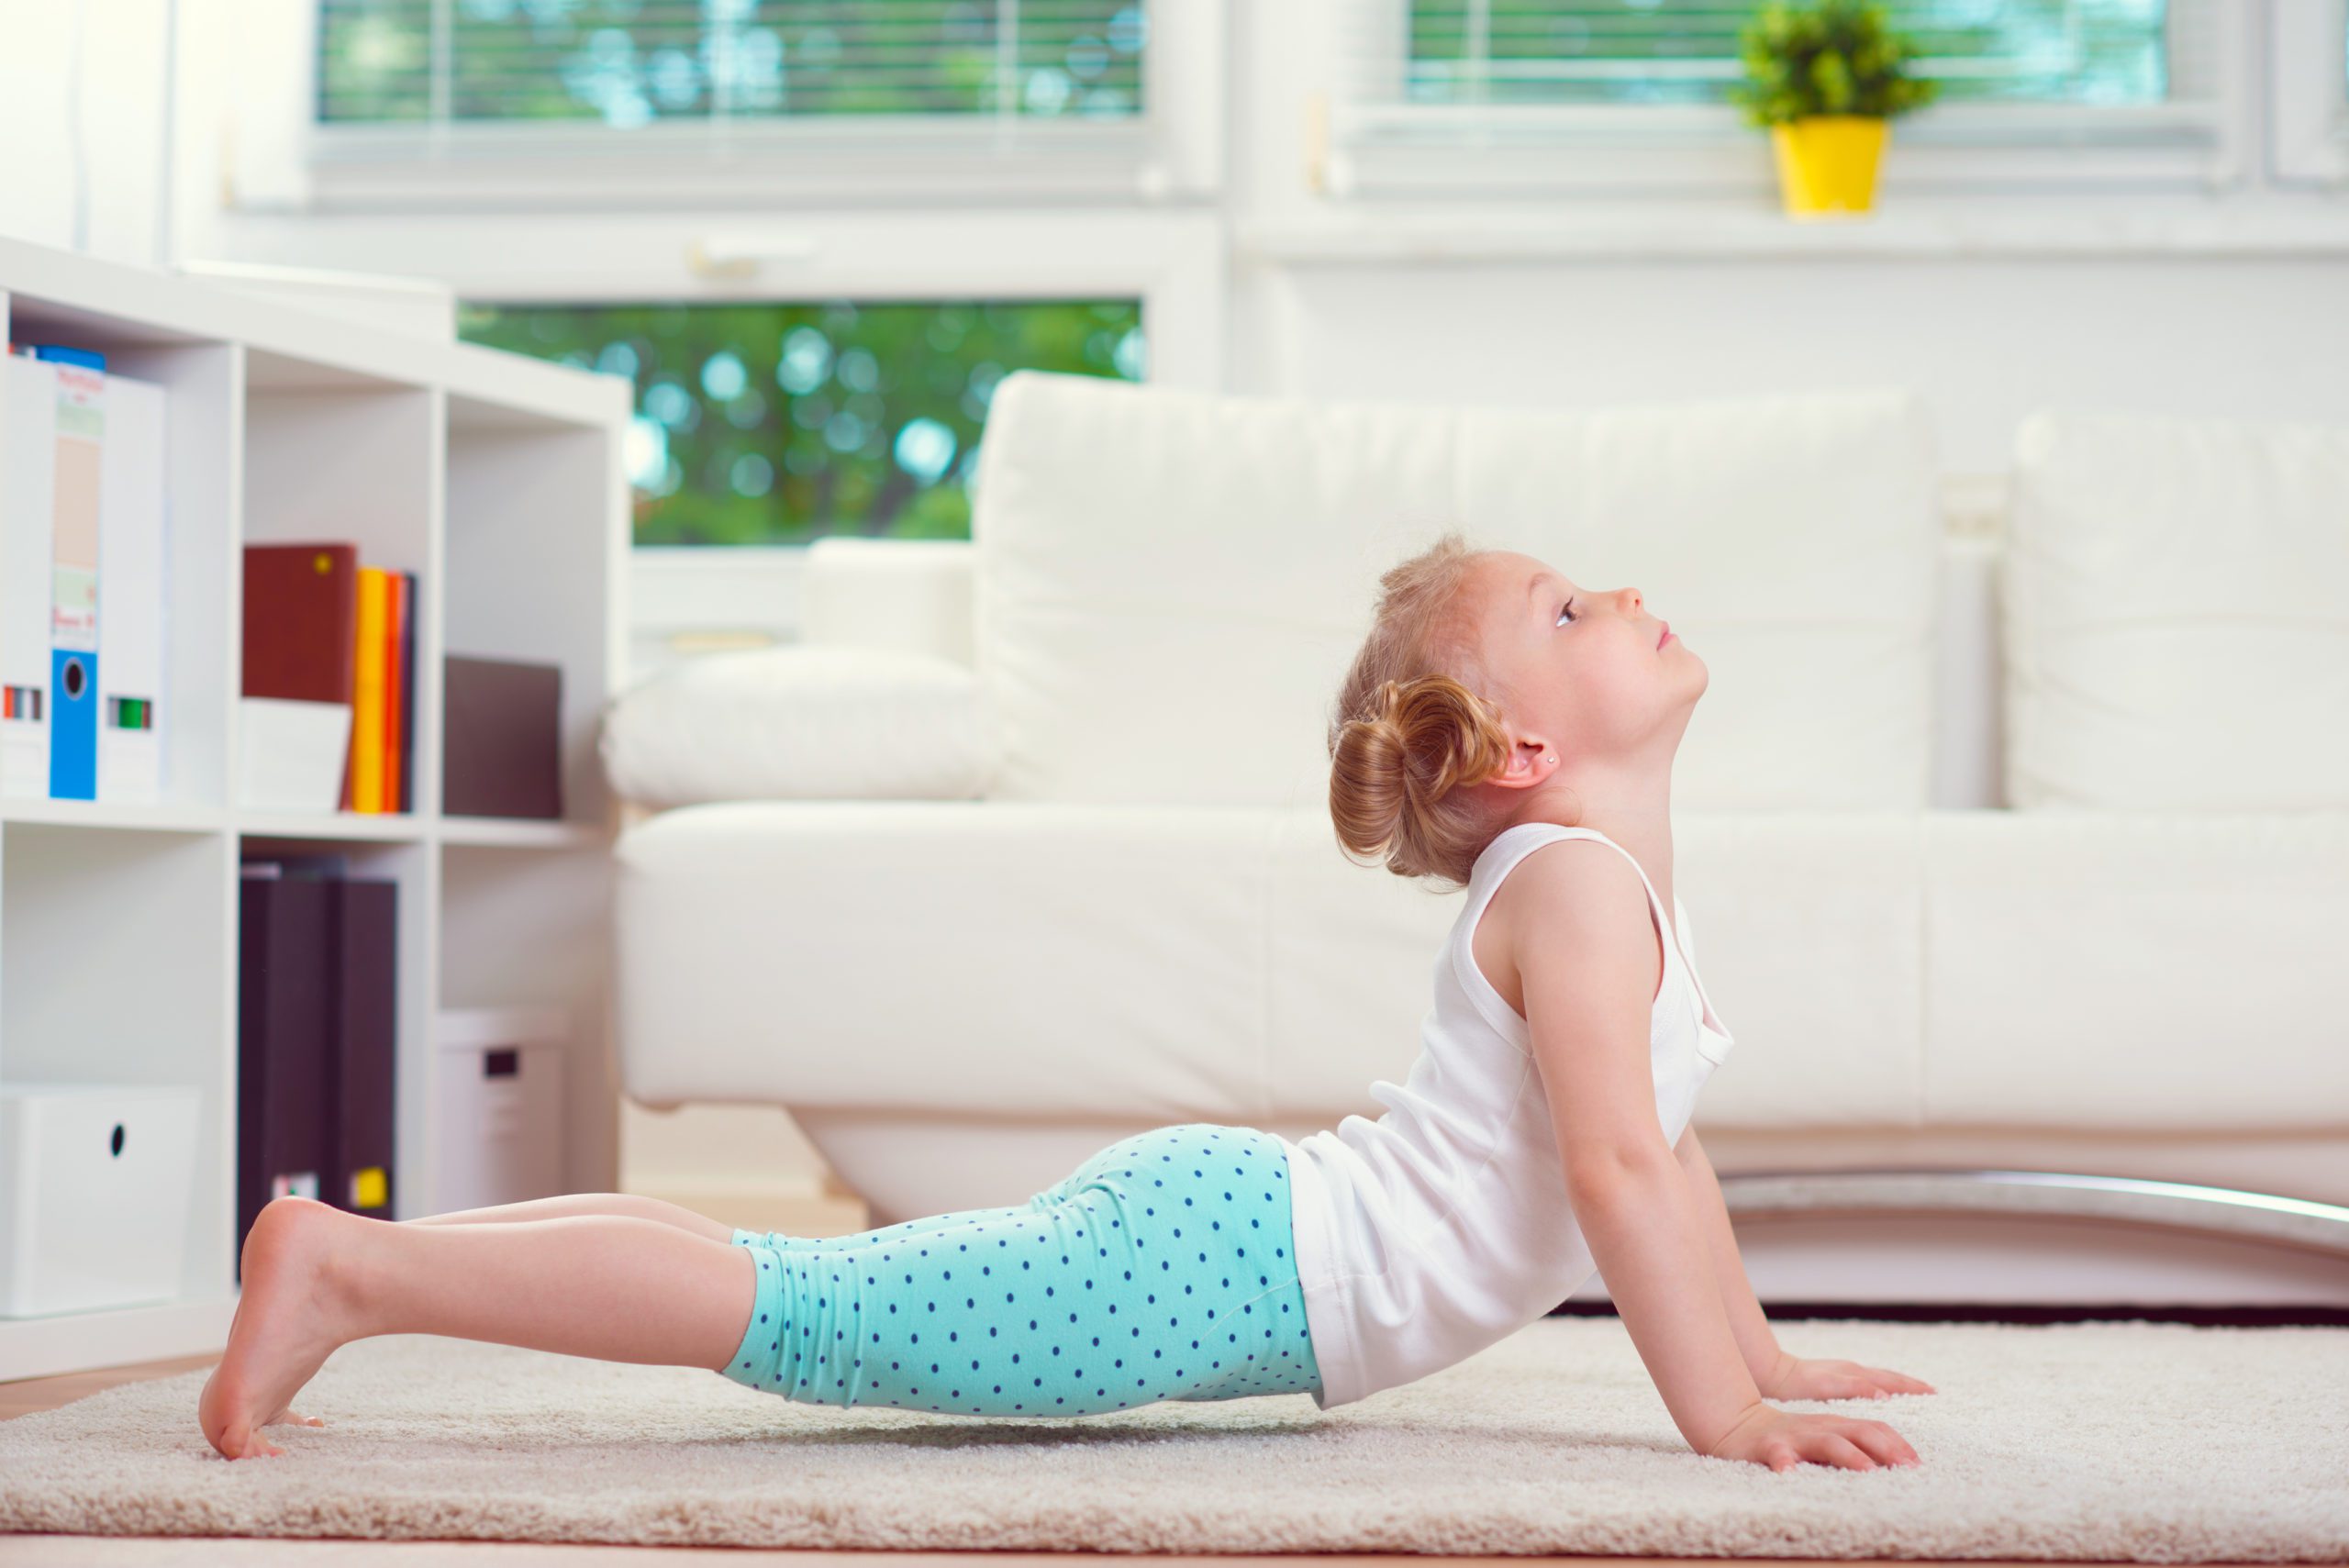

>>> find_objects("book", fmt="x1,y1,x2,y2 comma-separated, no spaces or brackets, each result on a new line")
444,655,564,819
349,566,391,813
381,572,407,813
395,572,417,814
244,542,361,815
242,544,358,706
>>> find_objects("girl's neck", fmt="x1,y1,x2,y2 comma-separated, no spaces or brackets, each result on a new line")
1501,786,1675,916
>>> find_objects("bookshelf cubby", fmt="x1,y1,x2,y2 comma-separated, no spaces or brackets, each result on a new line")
0,235,630,1381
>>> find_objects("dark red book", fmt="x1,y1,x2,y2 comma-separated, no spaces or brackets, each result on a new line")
244,542,361,812
242,544,359,706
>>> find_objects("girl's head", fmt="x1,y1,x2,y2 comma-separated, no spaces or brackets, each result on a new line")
1328,530,1706,885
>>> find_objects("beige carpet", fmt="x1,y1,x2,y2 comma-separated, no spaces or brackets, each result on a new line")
3,1317,2344,1559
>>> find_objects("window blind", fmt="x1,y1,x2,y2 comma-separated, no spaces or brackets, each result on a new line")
1341,0,2219,113
317,0,1147,128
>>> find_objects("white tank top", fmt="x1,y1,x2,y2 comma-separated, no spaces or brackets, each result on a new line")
1277,821,1737,1410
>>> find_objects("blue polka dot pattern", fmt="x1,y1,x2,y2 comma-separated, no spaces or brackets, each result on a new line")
718,1123,1321,1418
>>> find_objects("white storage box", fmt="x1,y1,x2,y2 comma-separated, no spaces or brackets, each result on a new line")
434,1006,567,1215
0,1081,202,1318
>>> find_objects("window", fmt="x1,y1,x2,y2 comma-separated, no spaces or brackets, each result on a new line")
1328,0,2247,198
317,0,1146,125
2268,0,2349,186
1401,0,2171,108
297,0,1227,207
458,297,1144,545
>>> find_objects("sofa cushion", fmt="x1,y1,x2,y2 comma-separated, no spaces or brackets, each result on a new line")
973,373,1940,812
613,801,1272,1115
597,645,996,808
613,803,1932,1132
1920,809,2349,1130
2005,408,2349,809
613,801,2348,1136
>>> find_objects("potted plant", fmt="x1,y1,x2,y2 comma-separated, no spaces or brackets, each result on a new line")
1731,0,1938,218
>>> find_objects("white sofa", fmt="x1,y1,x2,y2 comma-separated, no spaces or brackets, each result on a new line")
607,373,2349,1306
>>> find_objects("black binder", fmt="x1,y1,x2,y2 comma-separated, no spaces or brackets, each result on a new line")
328,877,398,1221
236,875,335,1277
236,864,399,1278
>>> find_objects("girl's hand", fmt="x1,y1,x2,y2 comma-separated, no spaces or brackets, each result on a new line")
1706,1401,1920,1473
1759,1350,1936,1402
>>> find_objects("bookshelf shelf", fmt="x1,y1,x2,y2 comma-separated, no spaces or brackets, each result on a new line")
0,235,630,1382
0,1296,239,1385
235,811,429,843
0,799,225,833
438,816,603,850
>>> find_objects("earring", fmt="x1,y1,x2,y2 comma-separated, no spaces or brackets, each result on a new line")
1542,753,1555,764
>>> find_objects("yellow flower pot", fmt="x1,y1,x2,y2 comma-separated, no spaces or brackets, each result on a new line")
1768,115,1889,217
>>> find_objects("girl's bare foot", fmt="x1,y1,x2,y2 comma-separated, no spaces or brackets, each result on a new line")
198,1197,359,1460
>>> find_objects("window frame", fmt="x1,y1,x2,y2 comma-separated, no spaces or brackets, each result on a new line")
273,0,1226,211
1326,0,2257,201
2269,0,2349,187
453,207,1226,658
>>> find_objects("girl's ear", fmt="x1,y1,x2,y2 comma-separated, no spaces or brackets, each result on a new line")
1487,735,1553,792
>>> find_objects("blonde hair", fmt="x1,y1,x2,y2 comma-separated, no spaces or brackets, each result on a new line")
1328,531,1521,888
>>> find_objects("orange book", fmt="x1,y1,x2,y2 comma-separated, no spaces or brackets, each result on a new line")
350,567,390,813
381,573,407,812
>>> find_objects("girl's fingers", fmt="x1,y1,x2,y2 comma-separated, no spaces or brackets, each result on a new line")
1871,1364,1937,1395
1812,1433,1877,1471
1841,1420,1919,1466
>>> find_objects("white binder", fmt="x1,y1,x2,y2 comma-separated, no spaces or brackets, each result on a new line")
95,372,167,806
0,356,57,799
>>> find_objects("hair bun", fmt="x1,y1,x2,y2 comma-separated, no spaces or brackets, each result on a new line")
1329,674,1510,871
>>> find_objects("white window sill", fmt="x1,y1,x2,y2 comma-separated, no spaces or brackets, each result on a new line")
1238,197,2349,264
293,126,1186,214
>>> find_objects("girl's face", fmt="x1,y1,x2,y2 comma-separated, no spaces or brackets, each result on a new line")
1458,550,1706,791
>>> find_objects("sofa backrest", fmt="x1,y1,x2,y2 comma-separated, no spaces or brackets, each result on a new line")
966,373,1943,812
2003,408,2349,810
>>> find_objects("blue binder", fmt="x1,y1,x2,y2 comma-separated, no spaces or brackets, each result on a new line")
33,347,107,802
50,647,97,799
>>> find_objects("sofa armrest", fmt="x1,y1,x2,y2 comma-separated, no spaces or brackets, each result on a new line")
598,644,996,808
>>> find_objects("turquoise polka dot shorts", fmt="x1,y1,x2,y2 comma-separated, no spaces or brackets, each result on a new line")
719,1122,1321,1417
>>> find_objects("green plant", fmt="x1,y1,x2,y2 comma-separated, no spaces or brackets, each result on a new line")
1730,0,1939,127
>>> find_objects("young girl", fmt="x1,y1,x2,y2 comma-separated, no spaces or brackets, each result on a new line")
200,531,1928,1473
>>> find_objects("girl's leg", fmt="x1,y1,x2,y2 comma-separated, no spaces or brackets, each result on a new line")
197,1195,756,1462
729,1197,1044,1256
402,1192,733,1242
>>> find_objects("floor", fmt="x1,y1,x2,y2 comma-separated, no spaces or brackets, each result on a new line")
0,1190,2259,1567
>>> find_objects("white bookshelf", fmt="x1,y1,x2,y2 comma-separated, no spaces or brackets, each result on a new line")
0,235,631,1382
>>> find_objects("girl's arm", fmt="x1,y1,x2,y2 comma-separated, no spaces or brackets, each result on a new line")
1675,1125,1939,1404
1500,843,1919,1471
1506,846,1775,1452
1672,1125,1789,1391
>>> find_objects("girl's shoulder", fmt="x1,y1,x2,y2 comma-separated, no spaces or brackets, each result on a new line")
1468,829,1664,1022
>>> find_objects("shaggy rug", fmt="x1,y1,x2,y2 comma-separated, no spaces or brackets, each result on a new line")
2,1317,2344,1559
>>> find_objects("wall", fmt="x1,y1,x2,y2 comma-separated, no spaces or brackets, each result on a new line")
0,0,173,264
10,0,2348,1212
